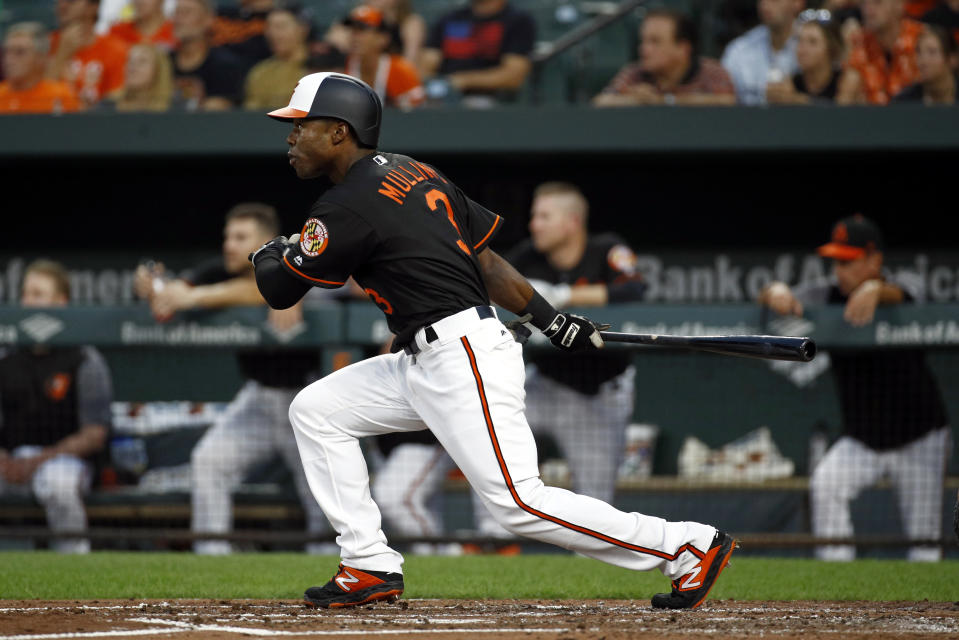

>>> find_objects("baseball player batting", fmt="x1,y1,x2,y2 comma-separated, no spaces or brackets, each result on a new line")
249,72,736,610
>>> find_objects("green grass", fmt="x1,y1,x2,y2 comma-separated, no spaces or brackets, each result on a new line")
1,553,956,602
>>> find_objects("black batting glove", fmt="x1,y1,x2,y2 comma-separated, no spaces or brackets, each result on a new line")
249,236,290,267
542,312,609,352
520,287,609,352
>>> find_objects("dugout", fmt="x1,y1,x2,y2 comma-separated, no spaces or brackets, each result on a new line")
0,303,956,555
1,105,958,555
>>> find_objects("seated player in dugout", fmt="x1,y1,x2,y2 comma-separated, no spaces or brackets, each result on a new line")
0,260,112,554
249,71,737,610
134,203,333,555
505,182,646,503
758,214,952,562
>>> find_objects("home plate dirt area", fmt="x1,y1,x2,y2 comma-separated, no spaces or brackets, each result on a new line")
2,599,958,639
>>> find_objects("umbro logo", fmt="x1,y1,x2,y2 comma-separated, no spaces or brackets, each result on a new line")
294,255,303,266
335,570,360,592
19,313,65,343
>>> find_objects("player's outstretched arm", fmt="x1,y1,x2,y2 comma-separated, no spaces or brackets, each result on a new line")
477,248,605,351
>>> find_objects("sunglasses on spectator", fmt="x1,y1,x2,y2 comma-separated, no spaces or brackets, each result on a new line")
798,9,832,25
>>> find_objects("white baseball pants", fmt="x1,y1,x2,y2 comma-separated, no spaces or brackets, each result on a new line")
289,307,715,578
371,441,453,538
0,445,92,553
811,425,952,562
526,364,634,503
191,380,330,554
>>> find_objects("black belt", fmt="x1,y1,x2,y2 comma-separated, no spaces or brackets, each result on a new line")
402,306,495,355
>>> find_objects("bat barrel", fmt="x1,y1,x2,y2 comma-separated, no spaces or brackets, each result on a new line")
599,332,816,362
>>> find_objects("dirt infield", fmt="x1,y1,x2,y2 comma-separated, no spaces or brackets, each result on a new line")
2,599,958,639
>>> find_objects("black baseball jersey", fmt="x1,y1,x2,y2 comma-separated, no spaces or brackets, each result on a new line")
184,258,321,389
0,346,112,453
822,286,948,450
506,233,642,395
279,152,503,346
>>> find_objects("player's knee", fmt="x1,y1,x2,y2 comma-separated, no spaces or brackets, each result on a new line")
809,462,850,501
190,437,224,472
288,388,317,431
288,388,345,439
33,465,82,504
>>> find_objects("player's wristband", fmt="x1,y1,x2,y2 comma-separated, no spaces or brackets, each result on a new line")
521,288,562,334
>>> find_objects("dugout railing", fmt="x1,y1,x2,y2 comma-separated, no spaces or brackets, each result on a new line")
0,302,957,554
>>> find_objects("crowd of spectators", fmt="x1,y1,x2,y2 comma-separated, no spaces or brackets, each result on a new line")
1,0,957,114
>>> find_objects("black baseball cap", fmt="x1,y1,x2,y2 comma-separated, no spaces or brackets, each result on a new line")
342,5,389,30
817,214,883,261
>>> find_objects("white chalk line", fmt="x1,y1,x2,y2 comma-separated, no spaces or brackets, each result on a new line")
2,629,185,640
131,618,571,636
0,603,304,614
4,601,958,638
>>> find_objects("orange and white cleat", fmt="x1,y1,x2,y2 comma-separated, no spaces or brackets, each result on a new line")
651,531,738,610
304,564,404,609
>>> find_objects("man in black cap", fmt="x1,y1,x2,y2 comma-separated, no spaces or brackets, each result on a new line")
759,214,952,562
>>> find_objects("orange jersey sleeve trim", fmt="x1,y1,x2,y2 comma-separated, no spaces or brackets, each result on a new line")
282,254,346,286
472,215,502,250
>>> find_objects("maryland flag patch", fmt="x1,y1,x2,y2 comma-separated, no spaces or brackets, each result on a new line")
300,218,329,257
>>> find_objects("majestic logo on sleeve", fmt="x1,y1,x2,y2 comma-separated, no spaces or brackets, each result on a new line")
300,218,329,257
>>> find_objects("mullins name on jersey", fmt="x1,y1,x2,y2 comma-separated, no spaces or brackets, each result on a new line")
377,159,446,205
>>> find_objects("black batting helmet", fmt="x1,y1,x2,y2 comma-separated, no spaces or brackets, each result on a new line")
267,72,382,148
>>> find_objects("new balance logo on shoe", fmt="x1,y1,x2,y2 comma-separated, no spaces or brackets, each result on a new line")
679,565,702,590
335,570,360,591
651,531,738,610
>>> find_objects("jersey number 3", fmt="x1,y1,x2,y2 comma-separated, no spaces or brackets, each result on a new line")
425,189,470,256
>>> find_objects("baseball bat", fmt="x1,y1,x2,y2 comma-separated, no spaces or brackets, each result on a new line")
599,332,816,362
